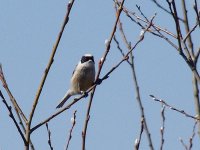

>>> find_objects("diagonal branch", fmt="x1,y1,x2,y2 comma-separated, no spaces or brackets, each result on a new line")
149,95,199,120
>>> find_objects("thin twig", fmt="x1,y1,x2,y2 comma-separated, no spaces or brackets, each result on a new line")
193,0,200,28
65,110,77,150
116,1,177,38
179,137,188,150
46,123,53,150
160,105,165,150
149,95,199,120
134,118,144,150
25,1,76,149
189,121,198,150
0,90,26,145
150,0,185,22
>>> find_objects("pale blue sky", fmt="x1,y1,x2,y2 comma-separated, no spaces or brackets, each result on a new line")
0,0,199,149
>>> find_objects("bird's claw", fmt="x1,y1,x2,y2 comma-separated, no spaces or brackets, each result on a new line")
81,91,88,98
95,78,102,85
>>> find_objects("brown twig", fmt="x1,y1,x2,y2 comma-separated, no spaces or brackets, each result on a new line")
65,110,77,150
0,90,26,145
149,95,199,120
25,1,76,149
46,123,54,150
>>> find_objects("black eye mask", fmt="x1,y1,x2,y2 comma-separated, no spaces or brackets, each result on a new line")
81,56,94,63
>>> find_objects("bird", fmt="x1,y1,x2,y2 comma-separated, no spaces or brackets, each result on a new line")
56,54,95,108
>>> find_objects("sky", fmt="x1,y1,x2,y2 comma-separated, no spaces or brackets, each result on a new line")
0,0,200,150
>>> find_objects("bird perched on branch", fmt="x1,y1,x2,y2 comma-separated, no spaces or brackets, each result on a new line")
56,54,95,108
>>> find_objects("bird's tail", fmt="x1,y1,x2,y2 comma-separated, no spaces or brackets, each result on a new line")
56,91,72,108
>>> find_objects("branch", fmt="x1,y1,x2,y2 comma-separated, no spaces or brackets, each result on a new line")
25,1,76,149
149,95,199,120
0,90,26,145
65,110,77,150
189,121,197,150
181,0,194,58
46,123,53,150
134,118,144,150
160,105,165,150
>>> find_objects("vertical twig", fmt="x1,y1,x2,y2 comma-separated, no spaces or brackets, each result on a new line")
46,123,53,150
134,118,144,150
160,105,165,150
189,121,198,150
25,1,76,149
65,110,77,150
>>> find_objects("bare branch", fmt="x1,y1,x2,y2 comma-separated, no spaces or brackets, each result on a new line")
181,0,194,60
46,123,54,150
134,118,144,150
189,121,198,150
160,105,165,150
65,110,77,150
149,95,199,120
193,0,200,27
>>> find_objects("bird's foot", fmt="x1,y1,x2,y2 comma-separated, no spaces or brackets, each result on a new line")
95,78,102,85
81,91,88,98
